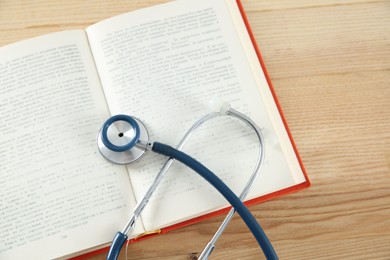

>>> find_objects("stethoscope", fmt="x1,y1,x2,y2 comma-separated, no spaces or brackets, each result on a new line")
97,102,278,260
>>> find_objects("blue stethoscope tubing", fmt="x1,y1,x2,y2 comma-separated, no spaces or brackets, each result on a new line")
152,142,277,259
100,107,278,260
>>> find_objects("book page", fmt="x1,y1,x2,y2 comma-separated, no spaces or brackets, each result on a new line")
0,30,143,260
86,0,306,231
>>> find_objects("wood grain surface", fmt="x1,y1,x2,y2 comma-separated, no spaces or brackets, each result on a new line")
1,0,389,259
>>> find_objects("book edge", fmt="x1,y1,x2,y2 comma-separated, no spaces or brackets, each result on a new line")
235,0,310,186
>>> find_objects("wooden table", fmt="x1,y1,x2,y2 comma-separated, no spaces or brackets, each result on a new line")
1,0,389,259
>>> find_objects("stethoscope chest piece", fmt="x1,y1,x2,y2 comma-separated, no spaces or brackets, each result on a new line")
98,114,149,164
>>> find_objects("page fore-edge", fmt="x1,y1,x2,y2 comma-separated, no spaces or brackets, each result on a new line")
235,0,310,187
72,1,310,259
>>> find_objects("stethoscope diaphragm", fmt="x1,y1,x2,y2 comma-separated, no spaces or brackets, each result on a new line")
97,114,149,164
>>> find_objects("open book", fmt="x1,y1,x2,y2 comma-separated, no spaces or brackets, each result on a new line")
0,0,309,259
